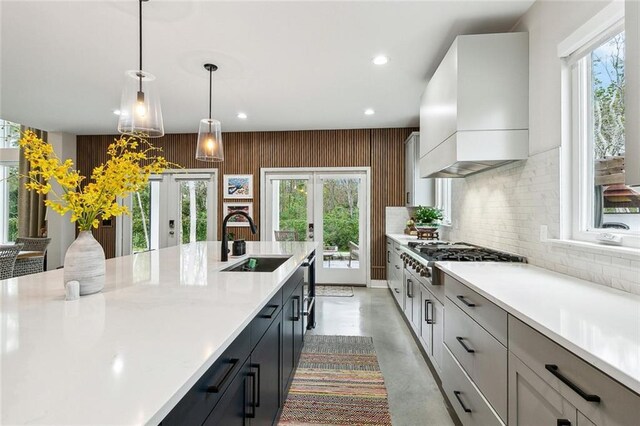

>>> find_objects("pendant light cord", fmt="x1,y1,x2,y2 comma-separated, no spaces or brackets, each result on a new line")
209,68,213,120
138,0,143,92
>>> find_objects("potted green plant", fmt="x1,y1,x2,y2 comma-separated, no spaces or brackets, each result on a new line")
415,206,444,228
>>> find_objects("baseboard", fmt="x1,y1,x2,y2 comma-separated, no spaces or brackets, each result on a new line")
370,279,388,289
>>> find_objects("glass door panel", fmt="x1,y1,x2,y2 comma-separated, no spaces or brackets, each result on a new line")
265,176,312,242
179,180,209,244
130,181,160,253
316,175,366,284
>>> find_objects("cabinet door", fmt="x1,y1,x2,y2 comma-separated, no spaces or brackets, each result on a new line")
420,287,433,356
509,352,578,426
203,358,251,426
411,282,422,332
282,293,295,392
252,310,283,426
403,274,413,321
431,299,444,372
292,283,304,367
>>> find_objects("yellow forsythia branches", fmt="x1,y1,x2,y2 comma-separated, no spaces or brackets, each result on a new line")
19,130,169,231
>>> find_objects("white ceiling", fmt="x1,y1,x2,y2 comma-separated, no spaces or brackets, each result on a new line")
0,0,534,135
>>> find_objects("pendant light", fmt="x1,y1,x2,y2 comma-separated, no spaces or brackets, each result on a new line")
196,63,224,162
117,0,164,137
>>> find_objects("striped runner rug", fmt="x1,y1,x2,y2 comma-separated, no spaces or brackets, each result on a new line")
279,335,392,426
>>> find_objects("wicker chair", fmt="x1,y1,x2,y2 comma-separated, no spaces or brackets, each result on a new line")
13,237,51,277
0,244,23,280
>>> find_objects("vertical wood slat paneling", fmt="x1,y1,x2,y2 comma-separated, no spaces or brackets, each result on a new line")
76,128,413,280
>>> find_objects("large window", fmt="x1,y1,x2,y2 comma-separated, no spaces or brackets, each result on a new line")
0,119,20,243
571,26,640,244
435,178,452,225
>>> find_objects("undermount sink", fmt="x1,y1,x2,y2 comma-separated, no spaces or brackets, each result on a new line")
222,256,292,272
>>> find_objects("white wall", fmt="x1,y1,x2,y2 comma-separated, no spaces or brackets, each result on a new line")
441,0,640,295
46,132,76,270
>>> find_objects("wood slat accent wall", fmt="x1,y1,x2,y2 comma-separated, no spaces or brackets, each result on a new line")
76,127,413,280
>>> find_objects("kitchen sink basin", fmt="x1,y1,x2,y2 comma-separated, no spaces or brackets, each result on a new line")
222,256,292,272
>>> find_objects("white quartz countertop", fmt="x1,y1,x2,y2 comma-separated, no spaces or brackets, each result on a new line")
0,241,318,425
436,262,640,394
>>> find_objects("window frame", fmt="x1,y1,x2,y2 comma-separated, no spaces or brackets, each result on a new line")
566,20,640,248
435,178,452,226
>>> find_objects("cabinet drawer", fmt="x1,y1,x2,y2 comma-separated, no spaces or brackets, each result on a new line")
442,346,503,426
445,274,507,346
509,316,640,426
162,327,251,426
250,288,283,347
445,298,507,422
390,251,403,275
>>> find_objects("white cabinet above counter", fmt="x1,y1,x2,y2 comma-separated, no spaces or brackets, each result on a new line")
419,32,529,178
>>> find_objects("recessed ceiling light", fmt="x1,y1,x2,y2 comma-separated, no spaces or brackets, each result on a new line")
372,55,388,65
237,112,247,119
364,108,375,115
113,109,121,115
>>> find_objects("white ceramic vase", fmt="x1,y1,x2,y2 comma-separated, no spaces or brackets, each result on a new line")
63,231,106,296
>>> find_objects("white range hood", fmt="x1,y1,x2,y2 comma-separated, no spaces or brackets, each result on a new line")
420,130,529,178
419,32,529,178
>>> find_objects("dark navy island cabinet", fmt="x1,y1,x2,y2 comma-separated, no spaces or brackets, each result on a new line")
162,267,305,426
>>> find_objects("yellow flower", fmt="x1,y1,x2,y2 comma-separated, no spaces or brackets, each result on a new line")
19,131,170,231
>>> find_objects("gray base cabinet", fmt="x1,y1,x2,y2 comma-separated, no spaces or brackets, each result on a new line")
508,352,579,426
163,267,307,426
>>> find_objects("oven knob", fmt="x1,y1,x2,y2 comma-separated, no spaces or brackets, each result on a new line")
420,268,431,278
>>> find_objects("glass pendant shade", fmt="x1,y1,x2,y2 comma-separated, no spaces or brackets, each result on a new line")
118,70,164,138
196,118,223,161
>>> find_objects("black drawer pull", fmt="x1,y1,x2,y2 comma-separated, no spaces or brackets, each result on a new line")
407,279,413,298
260,304,279,319
456,336,475,353
206,358,239,393
557,420,571,426
246,372,257,418
425,300,434,324
457,295,476,307
453,390,472,413
395,265,400,270
292,296,301,321
545,364,601,403
394,288,400,294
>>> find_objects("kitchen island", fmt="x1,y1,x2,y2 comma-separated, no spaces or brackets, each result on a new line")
0,241,318,425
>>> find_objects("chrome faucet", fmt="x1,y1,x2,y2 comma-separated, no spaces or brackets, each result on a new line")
221,211,257,261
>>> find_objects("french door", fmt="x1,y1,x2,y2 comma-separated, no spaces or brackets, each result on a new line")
262,169,369,285
118,170,218,256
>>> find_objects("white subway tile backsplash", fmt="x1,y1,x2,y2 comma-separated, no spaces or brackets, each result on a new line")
440,148,640,295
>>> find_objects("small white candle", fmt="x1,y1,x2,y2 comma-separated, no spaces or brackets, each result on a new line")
65,280,80,301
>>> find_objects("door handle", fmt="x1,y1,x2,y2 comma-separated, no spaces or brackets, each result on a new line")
425,300,434,324
453,391,472,413
407,279,413,298
456,336,475,353
251,364,261,407
206,358,239,393
557,420,571,426
545,364,601,402
292,296,301,321
246,372,257,418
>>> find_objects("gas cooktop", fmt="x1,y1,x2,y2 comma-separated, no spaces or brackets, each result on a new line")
407,241,527,264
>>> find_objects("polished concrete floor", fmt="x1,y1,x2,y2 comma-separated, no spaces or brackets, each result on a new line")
309,286,456,426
